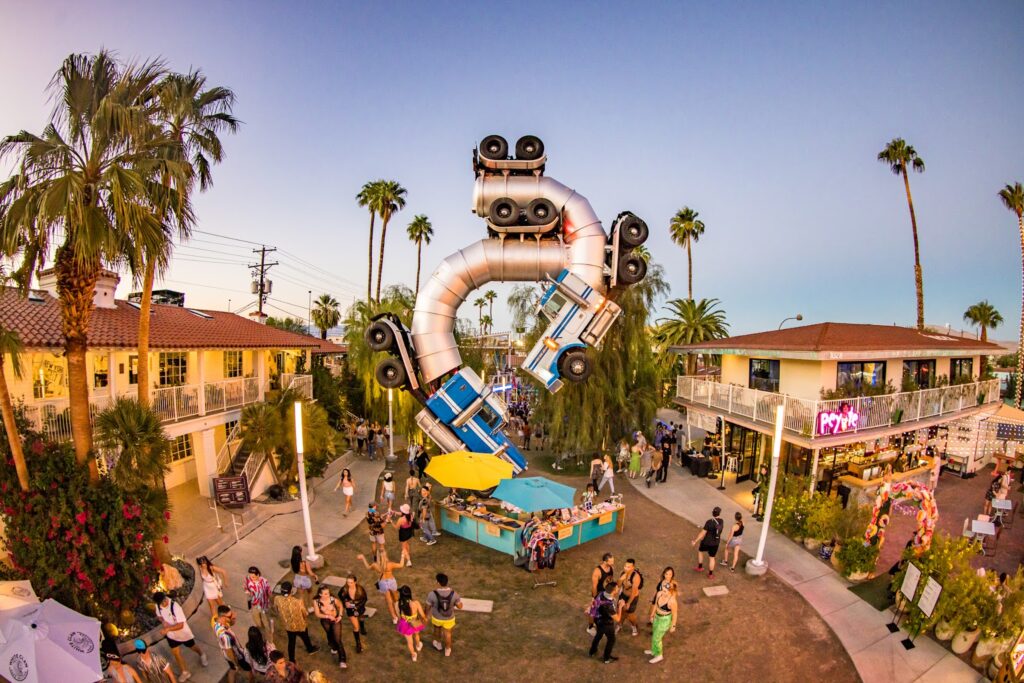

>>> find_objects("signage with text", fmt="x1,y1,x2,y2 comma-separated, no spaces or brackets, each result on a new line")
817,403,860,436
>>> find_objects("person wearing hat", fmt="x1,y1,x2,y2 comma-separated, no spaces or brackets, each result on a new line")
273,581,321,663
133,639,176,682
153,591,207,681
391,503,416,567
102,637,144,682
381,471,396,513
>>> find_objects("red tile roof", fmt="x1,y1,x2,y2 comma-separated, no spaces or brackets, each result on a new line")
0,288,346,353
673,322,1002,354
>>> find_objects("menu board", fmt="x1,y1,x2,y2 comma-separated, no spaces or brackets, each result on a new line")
917,577,942,617
900,562,921,601
213,475,249,507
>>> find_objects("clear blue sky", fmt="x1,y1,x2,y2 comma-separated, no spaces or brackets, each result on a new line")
2,1,1021,339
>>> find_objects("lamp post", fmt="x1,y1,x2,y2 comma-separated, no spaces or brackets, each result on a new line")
294,401,322,565
778,314,803,330
716,419,727,490
386,387,396,468
746,404,784,576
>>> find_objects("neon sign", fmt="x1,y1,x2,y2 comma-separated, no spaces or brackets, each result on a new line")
817,403,859,435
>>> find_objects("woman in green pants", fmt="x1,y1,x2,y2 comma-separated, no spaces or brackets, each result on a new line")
644,570,678,664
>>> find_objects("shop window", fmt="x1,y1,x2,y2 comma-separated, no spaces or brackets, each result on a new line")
903,359,936,389
93,355,109,389
159,352,188,387
836,361,886,390
128,355,139,385
31,357,66,399
167,434,194,463
749,359,780,392
950,358,973,383
224,350,243,379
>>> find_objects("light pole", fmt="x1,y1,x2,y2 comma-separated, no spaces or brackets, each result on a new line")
746,405,784,576
778,314,803,330
294,401,322,565
386,387,396,468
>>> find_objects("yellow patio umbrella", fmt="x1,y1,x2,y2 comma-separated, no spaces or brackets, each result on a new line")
424,450,514,491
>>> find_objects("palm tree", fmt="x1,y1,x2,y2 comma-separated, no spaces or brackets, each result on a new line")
0,324,29,491
963,301,1003,342
356,181,381,304
668,207,705,300
481,315,494,335
473,297,486,329
655,298,730,375
311,294,341,339
135,70,238,407
0,52,172,482
633,245,651,262
406,214,433,294
484,289,498,321
999,181,1024,407
373,180,407,303
878,138,927,330
240,401,285,478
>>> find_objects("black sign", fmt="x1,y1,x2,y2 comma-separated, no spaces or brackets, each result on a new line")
996,422,1024,441
214,475,250,507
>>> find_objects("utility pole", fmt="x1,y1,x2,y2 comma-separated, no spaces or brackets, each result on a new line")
249,246,278,317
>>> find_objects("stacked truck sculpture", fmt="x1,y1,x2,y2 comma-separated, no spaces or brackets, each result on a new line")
365,134,649,474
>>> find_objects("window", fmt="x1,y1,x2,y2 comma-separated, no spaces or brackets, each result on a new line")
903,359,936,389
224,420,239,437
31,357,66,399
749,359,780,392
950,358,974,382
836,361,886,390
224,350,243,379
167,434,194,463
541,291,568,320
159,352,188,387
478,405,503,432
128,355,139,385
93,355,109,389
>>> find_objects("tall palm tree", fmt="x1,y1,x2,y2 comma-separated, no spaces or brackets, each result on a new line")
0,52,172,482
406,214,433,294
484,289,498,321
655,298,730,375
373,180,407,303
878,138,927,330
963,301,1003,343
311,293,341,339
356,181,381,304
668,207,705,300
481,315,493,335
135,70,238,407
473,297,486,329
0,324,29,491
999,181,1024,407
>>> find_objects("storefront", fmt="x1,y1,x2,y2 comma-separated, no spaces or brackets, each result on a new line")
724,422,764,483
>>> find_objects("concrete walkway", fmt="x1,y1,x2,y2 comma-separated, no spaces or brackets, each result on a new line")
628,468,984,683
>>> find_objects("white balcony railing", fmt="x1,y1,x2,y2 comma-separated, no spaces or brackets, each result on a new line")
675,376,1001,439
286,374,313,400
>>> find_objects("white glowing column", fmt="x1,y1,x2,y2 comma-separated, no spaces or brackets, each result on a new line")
295,402,320,563
748,405,784,574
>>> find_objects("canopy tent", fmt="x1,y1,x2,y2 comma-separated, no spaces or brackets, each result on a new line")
424,451,514,491
0,598,102,683
493,476,576,512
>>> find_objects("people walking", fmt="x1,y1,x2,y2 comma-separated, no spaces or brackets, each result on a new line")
643,574,678,664
404,469,421,512
213,605,255,683
722,512,745,571
589,454,604,491
290,546,318,612
366,501,388,556
616,438,630,473
415,446,430,480
243,626,274,677
357,548,404,624
640,444,653,481
587,553,615,636
598,454,616,494
392,504,416,566
657,436,672,483
418,485,439,545
312,586,348,669
104,647,144,683
647,447,662,488
617,559,644,637
196,556,227,615
273,582,321,663
367,423,377,461
374,427,386,460
153,591,208,681
244,566,274,637
355,421,367,455
753,463,769,520
692,506,725,579
427,573,463,657
265,651,306,683
647,567,676,625
396,585,428,661
333,468,355,516
628,441,641,479
380,472,396,512
339,573,369,654
587,580,620,663
133,639,176,683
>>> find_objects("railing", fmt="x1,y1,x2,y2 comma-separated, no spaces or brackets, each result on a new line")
216,419,245,476
204,377,261,414
286,374,313,400
241,451,270,488
22,394,118,444
676,376,1001,439
151,384,201,422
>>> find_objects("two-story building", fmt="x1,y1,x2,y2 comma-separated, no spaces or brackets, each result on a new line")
0,270,344,497
672,322,1004,503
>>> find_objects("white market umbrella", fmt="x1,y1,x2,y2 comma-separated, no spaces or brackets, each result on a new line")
0,582,39,614
0,599,102,683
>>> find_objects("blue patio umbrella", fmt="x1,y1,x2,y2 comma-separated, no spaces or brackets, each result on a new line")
492,476,576,512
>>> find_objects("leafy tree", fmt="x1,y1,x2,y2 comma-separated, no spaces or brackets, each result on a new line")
311,293,341,339
373,180,407,303
668,206,705,300
962,300,1003,343
266,316,307,334
0,324,28,490
878,138,927,330
406,214,433,294
312,364,346,429
507,284,539,333
654,298,730,375
998,181,1024,407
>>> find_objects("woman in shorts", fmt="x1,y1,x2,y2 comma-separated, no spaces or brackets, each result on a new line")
334,468,355,515
395,585,427,661
357,548,404,625
381,472,396,512
290,545,318,611
723,511,744,572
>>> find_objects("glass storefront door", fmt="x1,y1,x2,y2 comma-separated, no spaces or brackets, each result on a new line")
726,423,761,483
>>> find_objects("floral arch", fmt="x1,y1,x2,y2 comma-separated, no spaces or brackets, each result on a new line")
864,480,938,553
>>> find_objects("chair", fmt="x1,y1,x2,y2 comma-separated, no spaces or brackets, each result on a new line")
726,455,738,473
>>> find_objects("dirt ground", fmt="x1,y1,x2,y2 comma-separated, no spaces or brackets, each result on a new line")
272,451,860,683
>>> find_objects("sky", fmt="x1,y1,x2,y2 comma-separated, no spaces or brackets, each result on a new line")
1,1,1022,339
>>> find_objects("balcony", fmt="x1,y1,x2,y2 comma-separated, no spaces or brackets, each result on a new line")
675,376,1001,442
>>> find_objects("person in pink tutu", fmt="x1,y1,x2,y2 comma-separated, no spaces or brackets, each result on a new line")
395,585,427,661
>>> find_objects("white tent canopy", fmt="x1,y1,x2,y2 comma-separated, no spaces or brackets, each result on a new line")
0,598,102,683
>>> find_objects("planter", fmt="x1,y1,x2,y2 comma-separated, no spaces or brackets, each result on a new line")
934,619,955,641
847,570,870,581
951,627,980,654
989,652,1007,680
975,636,1008,661
830,545,842,570
803,538,822,551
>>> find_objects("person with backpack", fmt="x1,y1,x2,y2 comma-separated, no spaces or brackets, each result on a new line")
586,553,615,636
617,559,644,637
153,591,208,681
586,579,620,663
691,506,725,579
213,605,254,683
427,573,463,657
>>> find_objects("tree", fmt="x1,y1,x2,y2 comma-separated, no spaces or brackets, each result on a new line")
668,207,705,300
240,402,284,473
474,297,486,329
0,324,29,491
406,214,433,294
507,284,538,333
878,138,927,330
999,181,1024,407
484,289,497,321
266,316,307,334
311,294,341,339
356,181,381,304
373,180,407,303
963,301,1003,343
481,315,493,335
655,298,730,375
0,52,174,482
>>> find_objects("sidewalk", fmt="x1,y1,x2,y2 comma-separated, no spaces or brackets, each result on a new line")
628,467,984,683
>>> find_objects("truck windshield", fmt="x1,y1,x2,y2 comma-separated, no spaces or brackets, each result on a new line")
477,405,503,433
541,291,568,320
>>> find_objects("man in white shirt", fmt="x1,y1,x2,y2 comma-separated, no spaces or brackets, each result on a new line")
154,591,208,681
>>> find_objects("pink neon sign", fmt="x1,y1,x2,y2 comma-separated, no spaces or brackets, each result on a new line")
817,403,860,436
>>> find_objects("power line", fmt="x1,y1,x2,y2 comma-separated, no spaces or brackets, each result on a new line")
249,246,278,317
174,256,251,266
178,244,255,259
157,279,251,295
193,229,267,247
278,248,363,290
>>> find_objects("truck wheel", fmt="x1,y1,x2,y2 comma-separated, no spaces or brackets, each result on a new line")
488,197,520,227
558,350,592,383
365,321,395,352
479,135,508,161
618,214,649,248
515,135,544,160
617,254,647,285
375,358,407,389
526,198,557,225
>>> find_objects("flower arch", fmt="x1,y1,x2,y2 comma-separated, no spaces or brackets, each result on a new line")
864,480,938,553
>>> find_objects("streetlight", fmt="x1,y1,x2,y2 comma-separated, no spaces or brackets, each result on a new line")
386,387,396,468
294,401,322,566
746,405,784,576
778,313,802,329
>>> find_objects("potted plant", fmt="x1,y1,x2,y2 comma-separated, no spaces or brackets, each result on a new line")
836,538,878,581
803,496,841,552
948,572,999,654
975,572,1024,664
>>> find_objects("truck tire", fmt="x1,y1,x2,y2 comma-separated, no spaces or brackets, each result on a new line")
375,358,407,389
365,321,395,352
515,135,544,160
617,254,647,285
479,135,508,161
526,198,557,225
618,214,649,248
488,197,520,227
558,349,592,383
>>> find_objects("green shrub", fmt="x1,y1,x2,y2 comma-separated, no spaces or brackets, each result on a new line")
804,495,843,542
836,538,879,575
